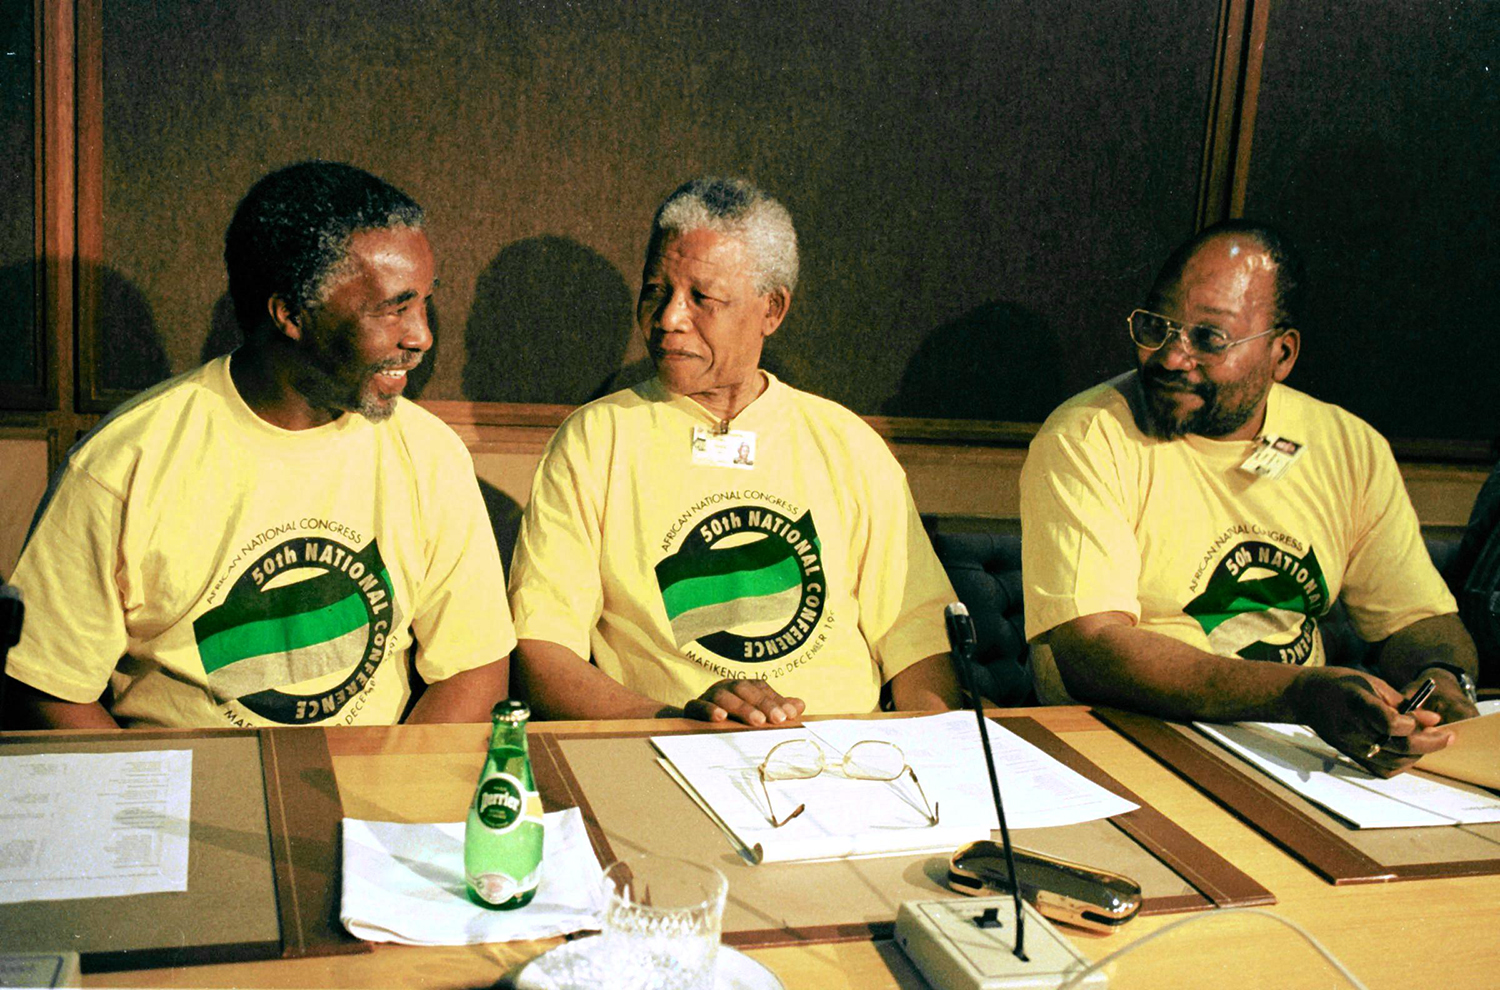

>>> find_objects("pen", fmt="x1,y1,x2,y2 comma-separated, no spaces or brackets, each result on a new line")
1364,678,1439,759
1397,678,1436,715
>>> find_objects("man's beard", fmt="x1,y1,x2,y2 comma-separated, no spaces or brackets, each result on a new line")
294,339,407,423
1139,365,1267,440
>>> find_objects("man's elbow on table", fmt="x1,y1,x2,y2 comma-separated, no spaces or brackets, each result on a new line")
2,675,121,730
1041,612,1145,708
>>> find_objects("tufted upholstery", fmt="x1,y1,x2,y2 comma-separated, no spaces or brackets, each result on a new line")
924,515,1467,705
925,521,1031,706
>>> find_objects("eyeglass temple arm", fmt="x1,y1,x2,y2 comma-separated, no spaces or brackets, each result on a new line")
905,766,940,826
758,767,806,827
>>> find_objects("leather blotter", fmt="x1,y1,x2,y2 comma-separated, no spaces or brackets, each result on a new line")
258,727,369,959
1098,708,1500,885
532,715,1272,949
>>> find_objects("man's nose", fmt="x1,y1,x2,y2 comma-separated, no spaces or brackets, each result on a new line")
1153,330,1197,371
655,291,692,333
401,302,434,352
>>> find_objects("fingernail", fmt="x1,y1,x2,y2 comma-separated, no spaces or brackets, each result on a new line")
750,711,766,725
769,708,785,723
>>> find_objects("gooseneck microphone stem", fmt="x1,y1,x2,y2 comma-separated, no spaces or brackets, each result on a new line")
944,602,1027,962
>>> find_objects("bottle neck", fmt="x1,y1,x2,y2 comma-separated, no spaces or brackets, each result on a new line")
488,718,529,751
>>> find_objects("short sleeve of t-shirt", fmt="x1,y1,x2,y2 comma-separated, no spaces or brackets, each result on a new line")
507,416,604,660
852,461,956,681
1338,426,1457,640
7,464,131,704
406,429,517,682
1020,421,1144,642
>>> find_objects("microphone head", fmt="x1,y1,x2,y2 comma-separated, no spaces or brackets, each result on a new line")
944,602,977,658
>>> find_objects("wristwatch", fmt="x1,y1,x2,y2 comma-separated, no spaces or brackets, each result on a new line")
1418,662,1479,704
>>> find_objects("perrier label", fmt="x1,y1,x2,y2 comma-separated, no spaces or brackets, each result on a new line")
464,699,544,909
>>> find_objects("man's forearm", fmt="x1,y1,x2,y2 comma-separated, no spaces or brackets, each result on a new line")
3,676,121,730
1047,614,1310,723
889,653,961,711
513,639,675,721
406,657,510,724
1376,613,1479,688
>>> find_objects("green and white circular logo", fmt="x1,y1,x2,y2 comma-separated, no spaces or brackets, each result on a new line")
475,774,526,832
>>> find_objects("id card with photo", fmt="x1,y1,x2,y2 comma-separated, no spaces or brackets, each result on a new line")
691,426,757,469
1241,433,1306,480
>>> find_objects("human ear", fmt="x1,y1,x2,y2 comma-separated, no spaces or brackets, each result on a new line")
1271,328,1300,382
761,287,791,338
268,295,303,341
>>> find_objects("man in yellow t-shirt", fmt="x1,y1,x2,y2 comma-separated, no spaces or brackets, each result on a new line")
3,162,514,729
508,177,960,725
1020,221,1479,775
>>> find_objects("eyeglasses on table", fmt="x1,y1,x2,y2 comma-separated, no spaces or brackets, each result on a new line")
755,737,939,828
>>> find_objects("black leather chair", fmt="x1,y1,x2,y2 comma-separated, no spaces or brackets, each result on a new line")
925,522,1031,705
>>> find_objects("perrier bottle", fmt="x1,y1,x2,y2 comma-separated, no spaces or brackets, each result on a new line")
465,699,544,909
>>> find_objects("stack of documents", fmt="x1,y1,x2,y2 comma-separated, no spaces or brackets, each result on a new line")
339,808,604,945
1195,704,1500,830
652,711,1137,863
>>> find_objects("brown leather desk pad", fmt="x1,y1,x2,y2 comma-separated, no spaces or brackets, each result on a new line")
1098,709,1500,885
530,715,1272,948
0,728,363,971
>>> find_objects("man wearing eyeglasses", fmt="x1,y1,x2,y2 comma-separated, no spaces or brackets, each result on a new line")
1019,221,1479,776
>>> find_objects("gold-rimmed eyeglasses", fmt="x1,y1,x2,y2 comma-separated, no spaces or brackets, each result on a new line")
756,738,939,828
1128,308,1286,359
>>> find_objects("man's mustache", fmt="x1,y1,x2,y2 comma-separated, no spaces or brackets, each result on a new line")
1142,367,1212,398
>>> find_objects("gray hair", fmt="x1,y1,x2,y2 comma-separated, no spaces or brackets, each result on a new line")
651,177,799,295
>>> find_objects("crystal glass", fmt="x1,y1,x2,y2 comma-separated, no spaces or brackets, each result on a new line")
600,855,728,990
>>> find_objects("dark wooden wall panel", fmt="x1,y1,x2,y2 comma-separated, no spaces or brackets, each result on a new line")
95,0,1217,423
0,0,41,402
1243,1,1499,452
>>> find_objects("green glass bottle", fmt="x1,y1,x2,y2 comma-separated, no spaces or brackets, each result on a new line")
464,699,544,909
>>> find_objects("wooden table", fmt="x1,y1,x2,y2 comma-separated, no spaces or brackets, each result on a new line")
77,707,1500,989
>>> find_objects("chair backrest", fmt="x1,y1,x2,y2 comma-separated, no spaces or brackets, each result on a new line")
927,528,1032,705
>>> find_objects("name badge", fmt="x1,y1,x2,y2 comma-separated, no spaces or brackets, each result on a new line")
1241,433,1306,480
691,426,757,469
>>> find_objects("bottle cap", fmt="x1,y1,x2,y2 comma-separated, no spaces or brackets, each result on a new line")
491,699,531,723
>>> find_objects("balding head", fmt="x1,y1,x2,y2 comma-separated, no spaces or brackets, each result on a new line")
1148,220,1306,331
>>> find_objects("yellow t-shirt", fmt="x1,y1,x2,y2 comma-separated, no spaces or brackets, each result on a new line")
8,356,515,728
508,374,954,713
1021,374,1455,666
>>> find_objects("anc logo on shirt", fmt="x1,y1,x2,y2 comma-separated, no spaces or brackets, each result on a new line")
655,506,826,663
193,536,399,723
1184,540,1330,665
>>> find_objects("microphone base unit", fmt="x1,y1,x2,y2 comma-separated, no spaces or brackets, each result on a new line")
895,897,1107,990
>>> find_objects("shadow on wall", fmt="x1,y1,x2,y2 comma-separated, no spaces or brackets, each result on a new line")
0,260,39,387
95,267,171,392
884,301,1065,423
200,292,441,400
464,236,634,404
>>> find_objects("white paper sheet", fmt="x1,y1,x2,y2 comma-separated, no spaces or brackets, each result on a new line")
1193,720,1500,828
0,749,193,903
651,712,1137,863
340,809,605,945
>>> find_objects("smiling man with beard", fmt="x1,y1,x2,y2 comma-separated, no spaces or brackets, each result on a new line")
1019,221,1478,776
4,161,514,729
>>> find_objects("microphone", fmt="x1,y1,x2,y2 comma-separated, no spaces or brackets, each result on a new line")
944,601,1027,962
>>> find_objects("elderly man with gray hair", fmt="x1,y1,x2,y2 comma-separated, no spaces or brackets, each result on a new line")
508,177,960,725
